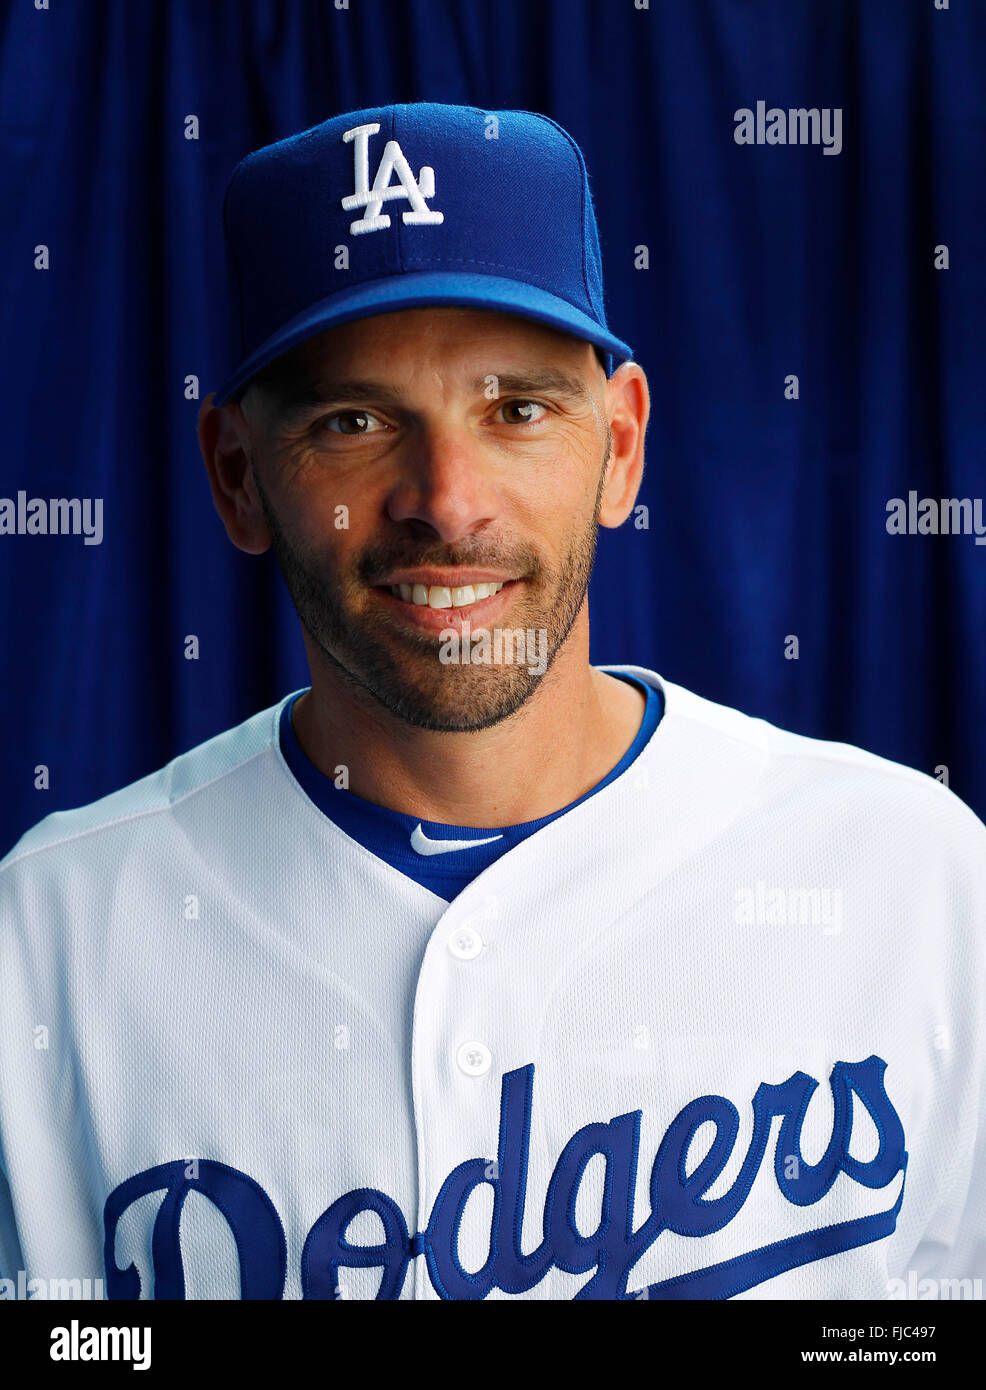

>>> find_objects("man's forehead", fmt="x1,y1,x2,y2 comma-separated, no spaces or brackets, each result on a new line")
305,304,597,363
246,308,603,417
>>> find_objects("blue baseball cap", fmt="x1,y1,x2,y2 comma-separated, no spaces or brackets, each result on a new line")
214,102,633,406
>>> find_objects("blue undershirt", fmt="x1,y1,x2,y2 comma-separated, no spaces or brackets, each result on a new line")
279,673,662,901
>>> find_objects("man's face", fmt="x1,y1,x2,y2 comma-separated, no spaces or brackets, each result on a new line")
239,307,614,732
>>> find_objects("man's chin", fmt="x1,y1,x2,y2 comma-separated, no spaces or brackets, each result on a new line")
359,655,545,733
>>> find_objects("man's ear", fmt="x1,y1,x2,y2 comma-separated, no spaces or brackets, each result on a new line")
597,362,649,529
197,393,271,554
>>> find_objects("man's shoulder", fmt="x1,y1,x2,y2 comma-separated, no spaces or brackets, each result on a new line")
1,696,293,878
617,665,986,856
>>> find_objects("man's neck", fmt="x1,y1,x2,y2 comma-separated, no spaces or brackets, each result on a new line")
290,626,646,828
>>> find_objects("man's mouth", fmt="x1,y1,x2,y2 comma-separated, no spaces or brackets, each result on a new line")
370,574,523,630
385,580,507,610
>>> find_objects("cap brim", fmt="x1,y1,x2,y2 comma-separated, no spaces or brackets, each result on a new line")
213,271,633,405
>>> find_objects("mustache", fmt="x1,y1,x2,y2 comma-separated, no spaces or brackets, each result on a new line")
357,539,544,587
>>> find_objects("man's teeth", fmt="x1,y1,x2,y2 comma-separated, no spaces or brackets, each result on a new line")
389,581,506,608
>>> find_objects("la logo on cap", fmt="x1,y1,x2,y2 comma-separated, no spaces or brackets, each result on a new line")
341,122,445,236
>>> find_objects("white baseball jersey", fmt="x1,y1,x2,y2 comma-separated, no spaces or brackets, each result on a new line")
1,665,984,1301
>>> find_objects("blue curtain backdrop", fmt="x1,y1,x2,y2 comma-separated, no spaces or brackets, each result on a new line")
1,0,984,855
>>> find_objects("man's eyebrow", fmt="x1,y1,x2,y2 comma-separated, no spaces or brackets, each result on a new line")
270,378,407,417
470,372,592,400
268,367,591,419
474,370,590,401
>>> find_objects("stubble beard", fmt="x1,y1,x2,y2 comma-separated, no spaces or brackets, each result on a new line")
253,440,609,733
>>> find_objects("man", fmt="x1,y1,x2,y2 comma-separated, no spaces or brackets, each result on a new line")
1,103,983,1302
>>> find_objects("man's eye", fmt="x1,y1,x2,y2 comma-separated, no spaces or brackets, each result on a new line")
322,410,385,435
498,399,548,425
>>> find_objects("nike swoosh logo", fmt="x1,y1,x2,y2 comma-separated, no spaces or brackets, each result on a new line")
410,823,504,856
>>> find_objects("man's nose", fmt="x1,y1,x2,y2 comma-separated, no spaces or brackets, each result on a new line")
384,423,500,543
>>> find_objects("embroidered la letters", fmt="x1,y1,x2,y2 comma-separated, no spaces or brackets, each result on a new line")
341,122,444,235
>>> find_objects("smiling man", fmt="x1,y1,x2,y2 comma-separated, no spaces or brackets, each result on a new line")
1,103,984,1303
202,305,648,833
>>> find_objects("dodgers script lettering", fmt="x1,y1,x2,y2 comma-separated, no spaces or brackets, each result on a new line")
103,1056,907,1300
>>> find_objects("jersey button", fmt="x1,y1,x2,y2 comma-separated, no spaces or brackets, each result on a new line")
456,1041,492,1077
448,926,483,960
